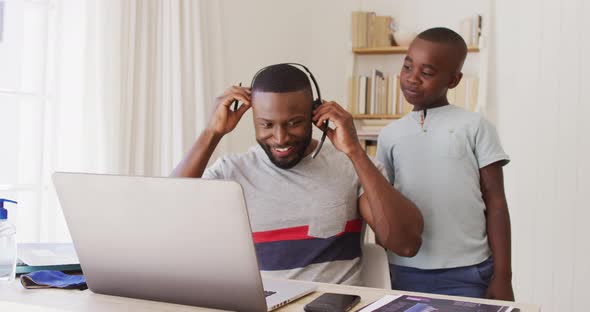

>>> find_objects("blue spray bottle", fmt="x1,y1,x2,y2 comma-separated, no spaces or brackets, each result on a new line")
0,199,17,283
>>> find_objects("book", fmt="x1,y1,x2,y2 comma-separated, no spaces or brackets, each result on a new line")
366,77,372,114
370,69,385,114
366,12,377,49
372,16,393,47
393,75,400,115
348,76,358,114
385,76,392,115
351,12,394,48
358,294,520,312
358,76,368,114
396,75,404,115
381,75,387,114
352,11,370,48
351,11,369,48
16,243,81,274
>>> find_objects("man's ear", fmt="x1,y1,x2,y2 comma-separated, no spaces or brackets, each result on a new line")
448,72,463,89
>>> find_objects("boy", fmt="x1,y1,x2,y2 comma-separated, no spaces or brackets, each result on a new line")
376,27,514,300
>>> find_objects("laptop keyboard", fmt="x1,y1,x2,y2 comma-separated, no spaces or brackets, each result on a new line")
264,290,276,297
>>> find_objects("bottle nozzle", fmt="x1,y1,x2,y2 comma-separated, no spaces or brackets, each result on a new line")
0,198,17,220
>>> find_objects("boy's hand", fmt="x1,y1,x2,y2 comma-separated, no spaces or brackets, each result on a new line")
486,275,515,301
207,85,251,136
312,101,364,157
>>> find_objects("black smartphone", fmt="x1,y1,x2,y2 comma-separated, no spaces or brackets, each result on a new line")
304,293,361,312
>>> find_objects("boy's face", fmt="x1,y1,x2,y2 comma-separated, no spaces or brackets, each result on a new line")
400,38,463,109
252,89,315,169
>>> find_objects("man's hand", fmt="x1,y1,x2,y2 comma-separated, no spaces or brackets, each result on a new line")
486,275,515,301
312,101,364,157
207,85,252,136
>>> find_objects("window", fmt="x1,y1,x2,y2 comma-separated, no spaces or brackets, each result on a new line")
0,0,53,242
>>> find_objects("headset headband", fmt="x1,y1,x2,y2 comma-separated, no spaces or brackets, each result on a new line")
250,63,322,103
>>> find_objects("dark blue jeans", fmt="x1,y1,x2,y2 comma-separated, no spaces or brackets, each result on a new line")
390,257,494,298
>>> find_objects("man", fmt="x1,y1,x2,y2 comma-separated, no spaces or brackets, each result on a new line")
173,64,423,285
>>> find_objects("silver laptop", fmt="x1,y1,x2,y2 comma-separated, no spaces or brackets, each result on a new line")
52,172,316,312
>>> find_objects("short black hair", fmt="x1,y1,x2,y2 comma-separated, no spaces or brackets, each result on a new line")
251,64,312,98
417,27,467,51
417,27,467,67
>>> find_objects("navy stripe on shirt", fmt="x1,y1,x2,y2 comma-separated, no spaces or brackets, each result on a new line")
255,232,361,271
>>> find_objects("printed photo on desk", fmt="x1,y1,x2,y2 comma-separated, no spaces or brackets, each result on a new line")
358,294,519,312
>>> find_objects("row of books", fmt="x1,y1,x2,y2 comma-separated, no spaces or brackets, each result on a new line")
348,70,401,115
348,70,479,116
351,11,393,48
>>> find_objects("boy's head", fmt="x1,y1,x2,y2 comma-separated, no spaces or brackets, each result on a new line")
250,64,315,169
400,27,468,109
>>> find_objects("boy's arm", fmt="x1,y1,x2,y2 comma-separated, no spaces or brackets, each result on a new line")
480,162,515,301
172,86,251,177
312,101,424,257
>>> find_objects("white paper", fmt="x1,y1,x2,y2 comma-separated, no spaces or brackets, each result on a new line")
358,294,517,312
17,243,79,266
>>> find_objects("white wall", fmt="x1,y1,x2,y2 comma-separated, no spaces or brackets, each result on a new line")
489,0,590,311
205,0,317,154
202,0,590,310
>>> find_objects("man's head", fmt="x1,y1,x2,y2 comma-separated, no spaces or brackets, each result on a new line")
251,64,316,169
400,27,467,109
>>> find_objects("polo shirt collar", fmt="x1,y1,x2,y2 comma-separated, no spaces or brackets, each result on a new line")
409,104,453,122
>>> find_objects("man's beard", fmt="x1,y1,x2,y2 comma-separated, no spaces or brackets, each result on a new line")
257,132,312,170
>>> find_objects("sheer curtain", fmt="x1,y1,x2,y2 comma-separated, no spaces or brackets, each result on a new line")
117,0,206,175
41,0,208,241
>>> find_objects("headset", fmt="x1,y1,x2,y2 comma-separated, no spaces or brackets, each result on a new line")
235,63,328,159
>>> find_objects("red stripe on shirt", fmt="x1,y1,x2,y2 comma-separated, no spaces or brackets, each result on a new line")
252,219,362,243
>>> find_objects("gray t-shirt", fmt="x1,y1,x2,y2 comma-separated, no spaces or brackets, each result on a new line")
203,143,371,285
377,104,509,269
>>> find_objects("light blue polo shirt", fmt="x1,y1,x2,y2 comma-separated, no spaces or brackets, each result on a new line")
376,104,509,269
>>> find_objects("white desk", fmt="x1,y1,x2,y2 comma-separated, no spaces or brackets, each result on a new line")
0,279,540,311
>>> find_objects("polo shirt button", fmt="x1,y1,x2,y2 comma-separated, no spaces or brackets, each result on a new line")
423,129,427,132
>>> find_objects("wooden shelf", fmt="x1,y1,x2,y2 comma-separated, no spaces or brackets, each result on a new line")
352,114,402,120
358,133,379,140
352,46,480,55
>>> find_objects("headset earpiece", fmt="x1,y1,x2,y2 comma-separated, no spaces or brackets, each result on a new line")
312,99,322,110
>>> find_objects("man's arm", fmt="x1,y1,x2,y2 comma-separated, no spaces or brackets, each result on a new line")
480,162,515,301
172,86,251,177
312,101,423,257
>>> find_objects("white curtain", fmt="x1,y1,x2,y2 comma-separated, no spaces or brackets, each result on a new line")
117,0,205,175
41,0,207,241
